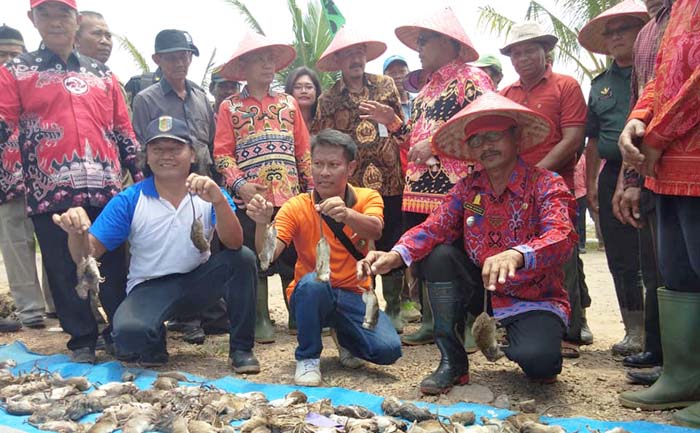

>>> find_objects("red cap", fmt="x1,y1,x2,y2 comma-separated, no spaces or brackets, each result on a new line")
30,0,78,10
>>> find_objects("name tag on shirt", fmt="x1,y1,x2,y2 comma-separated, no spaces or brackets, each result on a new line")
378,123,389,137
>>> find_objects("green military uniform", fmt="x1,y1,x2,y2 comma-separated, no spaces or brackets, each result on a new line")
585,62,632,161
585,61,646,357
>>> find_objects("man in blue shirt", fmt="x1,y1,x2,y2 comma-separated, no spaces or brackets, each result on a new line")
52,116,259,373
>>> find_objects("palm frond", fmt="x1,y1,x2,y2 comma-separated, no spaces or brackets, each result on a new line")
477,6,515,39
222,0,266,35
114,34,150,73
554,0,621,29
288,0,307,65
200,48,218,89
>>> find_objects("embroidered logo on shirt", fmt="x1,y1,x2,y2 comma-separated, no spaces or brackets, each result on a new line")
600,87,612,98
355,120,378,144
63,76,88,95
464,194,485,215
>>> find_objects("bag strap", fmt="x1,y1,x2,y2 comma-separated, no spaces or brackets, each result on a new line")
320,214,365,261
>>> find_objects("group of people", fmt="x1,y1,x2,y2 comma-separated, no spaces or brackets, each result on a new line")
0,0,698,427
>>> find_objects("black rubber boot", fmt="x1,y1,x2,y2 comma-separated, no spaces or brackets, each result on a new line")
381,272,404,333
254,277,275,343
420,281,469,395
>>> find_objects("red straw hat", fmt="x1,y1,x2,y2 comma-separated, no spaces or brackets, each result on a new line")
432,92,554,161
220,31,296,82
30,0,77,9
578,0,649,55
316,26,387,72
395,7,479,63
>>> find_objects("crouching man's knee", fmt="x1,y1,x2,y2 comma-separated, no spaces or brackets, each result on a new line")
508,344,562,379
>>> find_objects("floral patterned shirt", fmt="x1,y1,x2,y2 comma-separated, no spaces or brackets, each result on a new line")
0,44,142,216
397,61,494,214
312,73,404,197
213,87,312,206
393,159,576,324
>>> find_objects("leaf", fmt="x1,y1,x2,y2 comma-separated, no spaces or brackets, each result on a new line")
200,48,218,89
114,34,150,73
222,0,266,35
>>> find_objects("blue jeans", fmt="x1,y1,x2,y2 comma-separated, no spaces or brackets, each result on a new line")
290,273,402,364
112,248,257,360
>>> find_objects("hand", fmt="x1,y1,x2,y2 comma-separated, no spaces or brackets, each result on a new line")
315,196,348,223
639,143,662,178
586,184,599,215
186,173,224,205
359,100,395,125
618,119,646,167
52,207,91,235
618,186,643,228
245,194,274,225
481,249,524,292
611,172,625,223
238,182,267,205
356,251,404,279
408,139,432,165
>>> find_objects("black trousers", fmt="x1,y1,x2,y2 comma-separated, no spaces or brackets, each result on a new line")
417,244,564,379
639,188,662,354
32,207,127,351
656,194,700,293
598,161,644,311
237,208,296,283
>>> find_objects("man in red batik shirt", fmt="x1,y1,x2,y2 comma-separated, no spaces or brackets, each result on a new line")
0,0,142,363
359,93,577,395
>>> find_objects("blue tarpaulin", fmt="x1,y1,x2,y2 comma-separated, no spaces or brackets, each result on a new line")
0,341,695,433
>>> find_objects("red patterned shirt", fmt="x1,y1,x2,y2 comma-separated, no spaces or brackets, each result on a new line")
0,44,142,215
398,61,494,214
630,0,700,197
393,159,576,323
213,87,312,206
0,128,24,204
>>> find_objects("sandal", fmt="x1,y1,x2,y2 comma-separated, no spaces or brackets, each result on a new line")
561,340,581,358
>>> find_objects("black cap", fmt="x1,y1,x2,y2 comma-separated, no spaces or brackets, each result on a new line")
0,24,25,48
144,116,192,145
154,29,199,56
211,68,239,85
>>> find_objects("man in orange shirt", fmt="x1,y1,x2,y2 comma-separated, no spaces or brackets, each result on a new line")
246,129,401,387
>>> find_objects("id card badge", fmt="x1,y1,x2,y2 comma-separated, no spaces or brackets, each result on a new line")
378,123,389,137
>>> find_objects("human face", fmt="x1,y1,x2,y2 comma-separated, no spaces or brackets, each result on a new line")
0,44,24,64
213,81,240,109
311,144,357,199
292,74,317,110
336,45,367,81
29,3,79,54
508,42,547,84
76,15,112,64
468,128,518,172
645,0,663,17
384,62,409,93
604,17,643,62
153,50,192,83
417,30,455,72
241,49,276,86
146,138,194,180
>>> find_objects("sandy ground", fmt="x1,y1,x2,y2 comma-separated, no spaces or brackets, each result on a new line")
0,246,680,427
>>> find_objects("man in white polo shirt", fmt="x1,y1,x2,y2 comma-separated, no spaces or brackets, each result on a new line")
52,116,259,373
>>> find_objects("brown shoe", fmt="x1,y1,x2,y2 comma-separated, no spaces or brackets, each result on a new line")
561,341,580,359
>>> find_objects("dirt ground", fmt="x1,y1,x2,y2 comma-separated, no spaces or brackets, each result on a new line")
0,246,679,427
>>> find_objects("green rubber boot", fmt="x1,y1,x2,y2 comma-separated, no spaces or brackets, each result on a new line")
464,313,477,354
254,277,275,343
619,289,700,410
675,401,700,428
281,277,297,335
401,282,434,346
381,272,404,334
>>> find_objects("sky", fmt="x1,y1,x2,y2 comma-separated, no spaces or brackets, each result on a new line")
4,0,598,92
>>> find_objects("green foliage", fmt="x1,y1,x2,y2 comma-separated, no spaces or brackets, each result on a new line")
200,48,218,89
478,0,624,79
114,34,151,74
222,0,266,36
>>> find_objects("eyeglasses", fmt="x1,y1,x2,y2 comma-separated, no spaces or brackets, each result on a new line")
466,130,508,148
417,32,441,47
602,24,641,38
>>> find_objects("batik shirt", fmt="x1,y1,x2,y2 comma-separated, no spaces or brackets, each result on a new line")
630,0,700,197
397,61,493,214
312,73,404,197
0,44,141,216
0,127,23,205
213,87,312,206
393,159,576,324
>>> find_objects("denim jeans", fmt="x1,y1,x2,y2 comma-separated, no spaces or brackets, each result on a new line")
290,273,402,364
112,248,257,360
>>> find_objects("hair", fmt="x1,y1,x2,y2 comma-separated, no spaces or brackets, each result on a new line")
77,11,105,36
136,139,198,178
284,66,322,118
311,129,357,162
